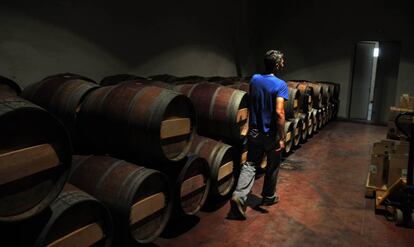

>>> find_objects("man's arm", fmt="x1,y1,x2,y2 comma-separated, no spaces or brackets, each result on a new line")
276,97,286,150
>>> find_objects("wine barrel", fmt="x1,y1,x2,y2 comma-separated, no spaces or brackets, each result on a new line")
149,74,178,83
307,82,323,109
317,109,323,129
174,83,248,143
317,82,331,106
228,82,249,93
284,121,294,154
291,117,303,147
22,75,99,123
298,113,309,142
312,109,320,132
157,154,210,216
189,135,236,198
33,183,113,247
284,87,300,119
0,97,71,222
287,81,313,113
307,111,314,137
69,155,172,244
321,107,327,126
0,76,21,97
100,74,148,86
77,84,196,163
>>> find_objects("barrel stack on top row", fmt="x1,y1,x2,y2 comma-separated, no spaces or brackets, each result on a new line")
0,73,340,246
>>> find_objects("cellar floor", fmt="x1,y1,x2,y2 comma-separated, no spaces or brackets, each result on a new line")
153,121,414,247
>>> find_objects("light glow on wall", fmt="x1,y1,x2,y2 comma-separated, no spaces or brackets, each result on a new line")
373,48,379,57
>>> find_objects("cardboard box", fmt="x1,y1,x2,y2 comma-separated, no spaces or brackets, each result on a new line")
393,141,409,155
372,141,395,155
399,94,414,110
368,154,387,187
387,154,408,186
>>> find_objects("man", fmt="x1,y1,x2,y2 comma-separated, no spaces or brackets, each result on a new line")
230,50,288,220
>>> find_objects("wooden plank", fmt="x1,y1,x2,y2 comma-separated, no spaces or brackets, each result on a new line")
160,118,191,139
237,108,248,122
130,192,165,225
218,161,233,181
294,100,298,108
181,174,205,197
0,144,59,186
286,132,291,142
47,223,104,247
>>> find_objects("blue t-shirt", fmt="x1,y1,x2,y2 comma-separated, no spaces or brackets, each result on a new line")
249,74,289,133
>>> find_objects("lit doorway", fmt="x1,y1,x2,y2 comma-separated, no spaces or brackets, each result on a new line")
348,41,401,124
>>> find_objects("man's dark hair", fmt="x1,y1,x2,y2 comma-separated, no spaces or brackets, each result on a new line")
264,50,284,72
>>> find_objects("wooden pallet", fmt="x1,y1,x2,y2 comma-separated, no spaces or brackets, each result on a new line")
365,171,387,199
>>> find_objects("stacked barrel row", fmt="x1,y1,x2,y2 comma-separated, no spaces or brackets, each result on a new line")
1,73,242,246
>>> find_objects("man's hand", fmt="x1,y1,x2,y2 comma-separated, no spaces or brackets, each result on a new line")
276,139,285,152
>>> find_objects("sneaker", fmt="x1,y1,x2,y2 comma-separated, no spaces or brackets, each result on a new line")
230,195,246,220
261,195,279,206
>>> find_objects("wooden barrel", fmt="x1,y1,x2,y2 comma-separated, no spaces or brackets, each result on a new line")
100,74,147,86
291,118,303,147
306,111,314,137
189,135,236,198
287,81,313,113
22,75,99,123
172,76,206,84
307,82,323,109
174,83,248,143
0,76,21,98
298,113,309,142
228,82,249,93
33,183,113,247
317,82,331,106
317,109,323,129
69,155,172,244
0,97,72,222
77,84,196,163
284,87,300,119
312,109,320,132
321,107,327,126
149,74,178,83
157,154,210,216
284,121,294,154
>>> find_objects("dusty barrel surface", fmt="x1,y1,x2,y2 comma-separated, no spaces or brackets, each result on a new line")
159,154,210,217
189,135,236,198
0,97,72,222
287,81,313,113
284,87,300,119
32,183,113,247
284,121,294,154
174,83,248,143
299,113,309,142
69,155,172,244
0,76,21,98
77,83,196,163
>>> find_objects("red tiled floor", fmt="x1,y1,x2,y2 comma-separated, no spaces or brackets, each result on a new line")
154,121,414,247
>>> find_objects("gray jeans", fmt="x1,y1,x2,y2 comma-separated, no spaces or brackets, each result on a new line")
233,129,281,203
